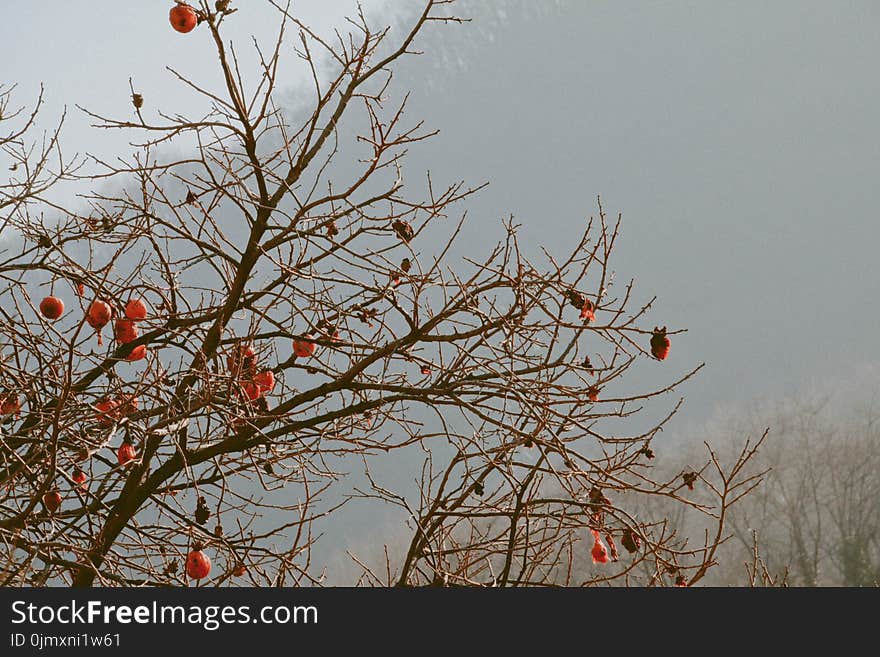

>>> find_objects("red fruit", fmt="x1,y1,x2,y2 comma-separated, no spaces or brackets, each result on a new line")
1,393,21,416
76,283,85,297
40,296,65,320
86,300,113,345
590,529,609,564
72,468,88,489
127,345,148,362
586,385,600,403
241,381,262,401
125,298,147,321
293,335,316,359
650,326,670,361
186,550,211,579
392,219,415,243
117,442,137,466
169,3,198,33
420,365,432,376
95,397,119,427
580,298,596,323
114,319,139,345
43,490,62,513
253,370,275,393
675,574,688,587
227,344,256,373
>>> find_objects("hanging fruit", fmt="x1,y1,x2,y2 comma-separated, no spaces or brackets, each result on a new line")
1,393,21,416
590,529,609,564
72,468,88,490
253,370,275,393
126,345,148,362
293,335,317,359
86,300,113,345
169,3,199,33
117,442,137,466
186,548,211,579
43,490,62,513
650,326,670,360
39,296,65,320
114,319,139,345
125,298,148,321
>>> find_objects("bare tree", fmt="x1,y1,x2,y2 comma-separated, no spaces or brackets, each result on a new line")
709,391,880,586
0,1,764,587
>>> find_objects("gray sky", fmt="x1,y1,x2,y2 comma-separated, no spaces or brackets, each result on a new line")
3,0,879,573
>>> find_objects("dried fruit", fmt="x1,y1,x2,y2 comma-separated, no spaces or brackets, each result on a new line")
566,289,585,309
605,533,619,561
195,496,210,525
589,486,610,506
227,344,256,374
169,3,199,33
674,574,687,587
125,298,147,321
621,529,642,554
587,385,600,403
590,529,609,564
132,93,143,109
580,298,596,323
39,296,65,320
392,220,414,243
232,563,247,577
1,393,21,416
650,326,670,361
682,471,697,491
582,355,594,375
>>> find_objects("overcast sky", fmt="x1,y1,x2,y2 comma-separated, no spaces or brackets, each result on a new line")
5,1,876,426
3,0,879,573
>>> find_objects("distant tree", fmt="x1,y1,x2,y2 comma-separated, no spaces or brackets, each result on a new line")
0,1,764,587
711,394,880,586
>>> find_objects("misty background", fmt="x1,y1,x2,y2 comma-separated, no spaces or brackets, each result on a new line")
3,1,879,582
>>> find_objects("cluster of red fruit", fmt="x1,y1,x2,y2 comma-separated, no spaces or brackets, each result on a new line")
39,294,149,360
565,291,672,361
227,345,276,402
95,395,139,427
